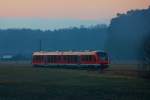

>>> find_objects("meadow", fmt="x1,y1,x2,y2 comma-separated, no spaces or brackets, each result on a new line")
0,63,150,100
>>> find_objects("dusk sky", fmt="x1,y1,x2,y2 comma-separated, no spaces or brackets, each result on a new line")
0,0,150,30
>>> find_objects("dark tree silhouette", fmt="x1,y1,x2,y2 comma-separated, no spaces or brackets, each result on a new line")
106,7,150,63
141,34,150,78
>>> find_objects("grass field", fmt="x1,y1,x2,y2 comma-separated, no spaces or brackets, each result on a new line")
0,63,150,100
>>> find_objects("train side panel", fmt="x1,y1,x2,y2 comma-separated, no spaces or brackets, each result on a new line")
32,51,109,70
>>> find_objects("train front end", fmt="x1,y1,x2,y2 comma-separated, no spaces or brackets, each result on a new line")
96,51,110,70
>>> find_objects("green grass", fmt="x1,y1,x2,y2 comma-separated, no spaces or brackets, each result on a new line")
0,64,150,100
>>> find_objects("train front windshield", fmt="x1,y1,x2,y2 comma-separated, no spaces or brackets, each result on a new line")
98,52,108,61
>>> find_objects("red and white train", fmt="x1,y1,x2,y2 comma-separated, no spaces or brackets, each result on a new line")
32,51,109,70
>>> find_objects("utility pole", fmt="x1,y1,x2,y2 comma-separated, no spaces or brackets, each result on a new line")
39,39,42,51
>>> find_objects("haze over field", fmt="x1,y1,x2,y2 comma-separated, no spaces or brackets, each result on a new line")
0,0,149,30
0,0,150,63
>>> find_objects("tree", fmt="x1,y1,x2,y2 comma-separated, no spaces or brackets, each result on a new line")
140,34,150,78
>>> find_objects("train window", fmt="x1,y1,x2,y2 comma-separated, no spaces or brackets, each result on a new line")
81,55,86,61
63,56,67,62
70,56,72,63
47,55,52,63
73,56,78,63
56,56,61,62
63,55,78,63
98,52,108,61
33,56,36,61
89,55,92,61
70,55,78,63
33,55,44,62
47,55,61,63
47,56,51,63
68,56,71,63
92,56,96,62
54,56,56,62
82,55,92,62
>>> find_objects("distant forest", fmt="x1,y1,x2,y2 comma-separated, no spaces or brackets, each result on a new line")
0,25,108,58
0,7,150,62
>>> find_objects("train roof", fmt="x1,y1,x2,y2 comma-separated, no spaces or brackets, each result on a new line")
33,51,105,56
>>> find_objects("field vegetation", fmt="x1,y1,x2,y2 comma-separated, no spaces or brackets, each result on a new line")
0,63,150,100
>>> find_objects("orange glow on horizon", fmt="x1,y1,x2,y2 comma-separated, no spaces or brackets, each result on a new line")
0,0,149,20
